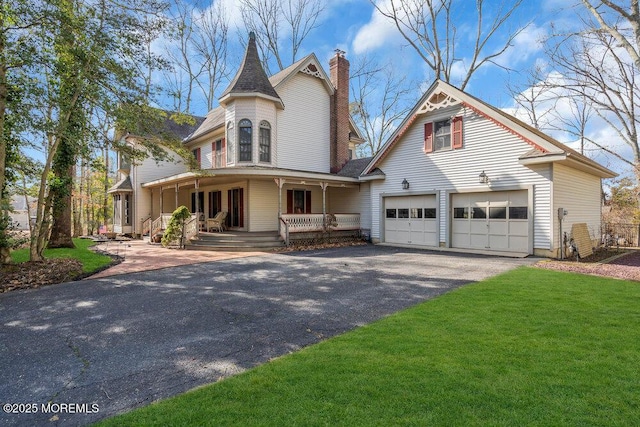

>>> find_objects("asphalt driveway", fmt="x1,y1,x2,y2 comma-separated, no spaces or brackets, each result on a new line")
0,245,536,426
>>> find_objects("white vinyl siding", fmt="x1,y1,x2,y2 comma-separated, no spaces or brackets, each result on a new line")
132,141,186,235
552,163,602,249
369,106,553,253
276,73,330,173
248,180,279,232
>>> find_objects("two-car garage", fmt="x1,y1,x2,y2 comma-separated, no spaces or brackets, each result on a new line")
383,190,530,254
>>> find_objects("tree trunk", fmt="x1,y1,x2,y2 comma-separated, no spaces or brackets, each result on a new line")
48,158,76,249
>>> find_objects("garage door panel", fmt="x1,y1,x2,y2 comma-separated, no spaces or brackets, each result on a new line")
384,195,438,246
452,190,529,253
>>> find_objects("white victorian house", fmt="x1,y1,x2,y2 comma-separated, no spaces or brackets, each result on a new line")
110,34,615,258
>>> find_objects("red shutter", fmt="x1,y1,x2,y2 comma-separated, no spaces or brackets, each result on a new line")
196,148,201,168
239,188,244,228
424,122,433,153
452,116,463,149
286,190,293,214
221,138,226,167
305,191,312,214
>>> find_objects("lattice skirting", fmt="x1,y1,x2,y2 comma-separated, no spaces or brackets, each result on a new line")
288,230,364,247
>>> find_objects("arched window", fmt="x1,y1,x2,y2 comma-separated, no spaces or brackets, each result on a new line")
239,119,252,162
259,121,271,162
226,121,235,165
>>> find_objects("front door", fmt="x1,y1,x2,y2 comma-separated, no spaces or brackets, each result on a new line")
227,188,244,228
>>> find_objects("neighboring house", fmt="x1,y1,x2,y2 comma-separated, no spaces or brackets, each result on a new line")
363,80,616,257
112,33,615,258
7,195,36,230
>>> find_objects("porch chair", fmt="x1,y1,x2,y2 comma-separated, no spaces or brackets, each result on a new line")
207,211,227,232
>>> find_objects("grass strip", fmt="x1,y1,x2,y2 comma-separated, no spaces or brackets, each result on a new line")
10,238,113,273
99,267,640,426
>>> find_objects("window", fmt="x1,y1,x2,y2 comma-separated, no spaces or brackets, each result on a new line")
191,191,204,213
434,119,451,151
226,122,235,165
471,207,486,219
213,139,224,168
424,208,437,218
410,208,422,219
192,147,201,168
509,207,528,219
287,189,311,213
259,121,271,162
424,116,463,153
239,119,252,162
398,209,409,218
489,207,507,219
454,207,468,219
209,191,222,218
124,195,131,225
386,209,397,219
118,153,131,171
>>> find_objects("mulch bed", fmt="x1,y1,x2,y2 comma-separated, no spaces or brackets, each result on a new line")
536,249,640,282
0,258,84,293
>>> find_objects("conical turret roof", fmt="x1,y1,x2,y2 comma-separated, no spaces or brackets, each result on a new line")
220,32,282,105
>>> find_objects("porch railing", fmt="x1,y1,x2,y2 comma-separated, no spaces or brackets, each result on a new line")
279,213,361,245
150,213,175,242
141,217,152,236
333,213,361,230
183,215,198,242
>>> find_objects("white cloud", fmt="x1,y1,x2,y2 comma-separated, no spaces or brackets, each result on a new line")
495,23,547,68
352,0,403,54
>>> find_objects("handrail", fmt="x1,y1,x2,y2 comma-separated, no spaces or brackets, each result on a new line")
141,217,152,236
183,215,198,244
279,217,290,246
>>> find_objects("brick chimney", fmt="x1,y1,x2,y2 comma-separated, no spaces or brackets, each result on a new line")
330,50,350,173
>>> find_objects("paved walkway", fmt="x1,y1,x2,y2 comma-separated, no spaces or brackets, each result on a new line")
89,239,264,278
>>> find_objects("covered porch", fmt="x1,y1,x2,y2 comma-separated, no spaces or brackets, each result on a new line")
139,168,364,244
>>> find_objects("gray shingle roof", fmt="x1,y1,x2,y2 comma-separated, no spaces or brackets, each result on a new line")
107,175,133,193
220,33,281,101
337,157,374,178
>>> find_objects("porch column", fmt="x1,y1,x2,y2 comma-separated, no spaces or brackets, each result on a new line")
159,187,164,214
175,183,179,210
274,178,285,233
194,179,200,215
320,182,329,226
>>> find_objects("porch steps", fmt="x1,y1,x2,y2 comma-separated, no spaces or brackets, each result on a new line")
186,231,284,251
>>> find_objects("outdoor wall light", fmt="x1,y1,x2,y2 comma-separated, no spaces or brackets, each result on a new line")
478,171,489,184
402,178,410,190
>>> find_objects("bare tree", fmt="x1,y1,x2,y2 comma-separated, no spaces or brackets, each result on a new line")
350,57,415,156
546,27,639,179
370,0,526,90
506,65,559,129
240,0,325,73
580,0,640,69
193,1,230,111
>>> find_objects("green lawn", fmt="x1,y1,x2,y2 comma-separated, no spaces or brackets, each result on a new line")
99,267,640,426
10,238,113,273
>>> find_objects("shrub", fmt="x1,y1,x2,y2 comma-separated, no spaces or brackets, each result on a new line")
161,206,191,248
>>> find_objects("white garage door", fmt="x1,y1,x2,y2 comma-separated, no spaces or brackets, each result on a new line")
384,195,438,246
451,190,529,253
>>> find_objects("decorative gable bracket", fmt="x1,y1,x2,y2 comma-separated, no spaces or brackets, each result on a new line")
416,91,461,114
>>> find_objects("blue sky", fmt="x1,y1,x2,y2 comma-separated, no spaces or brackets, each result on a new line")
154,0,629,178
